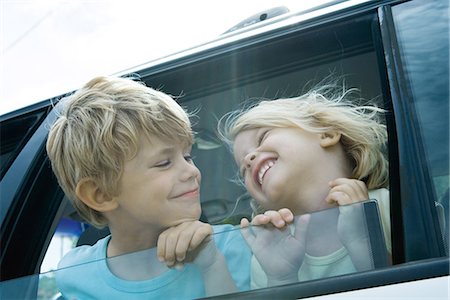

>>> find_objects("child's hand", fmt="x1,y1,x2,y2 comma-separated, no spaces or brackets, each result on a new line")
325,178,369,205
325,178,373,271
240,208,294,228
158,221,239,295
240,210,310,286
157,221,215,269
337,202,373,271
324,178,369,243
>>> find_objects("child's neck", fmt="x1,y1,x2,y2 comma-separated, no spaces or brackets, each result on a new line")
106,224,162,257
105,226,169,280
106,246,169,281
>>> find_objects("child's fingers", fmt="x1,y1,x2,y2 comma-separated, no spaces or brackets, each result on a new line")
262,210,286,228
157,228,179,266
157,223,192,266
188,224,212,251
325,191,352,205
240,217,251,228
327,178,369,205
294,214,310,242
240,225,256,246
250,214,270,226
157,230,171,262
278,208,294,223
329,180,359,199
330,178,368,198
172,222,212,262
174,230,194,262
163,232,180,266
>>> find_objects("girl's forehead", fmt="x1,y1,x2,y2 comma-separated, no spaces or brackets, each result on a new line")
234,127,261,144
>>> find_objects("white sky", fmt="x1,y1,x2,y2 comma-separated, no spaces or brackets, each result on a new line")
0,0,333,116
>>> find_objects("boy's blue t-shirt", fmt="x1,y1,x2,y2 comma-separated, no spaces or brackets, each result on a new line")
55,224,251,300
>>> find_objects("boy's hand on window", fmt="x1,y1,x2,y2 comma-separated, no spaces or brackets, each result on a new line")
157,221,215,269
240,211,310,286
325,178,369,205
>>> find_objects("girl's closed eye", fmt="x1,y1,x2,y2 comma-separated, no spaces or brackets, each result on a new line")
154,159,171,168
258,129,270,146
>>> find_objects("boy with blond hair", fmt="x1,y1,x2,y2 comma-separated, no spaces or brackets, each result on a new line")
47,76,250,299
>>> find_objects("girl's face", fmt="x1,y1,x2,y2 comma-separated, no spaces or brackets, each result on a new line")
233,127,345,215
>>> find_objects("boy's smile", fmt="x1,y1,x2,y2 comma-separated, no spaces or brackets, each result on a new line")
172,187,200,199
109,133,202,234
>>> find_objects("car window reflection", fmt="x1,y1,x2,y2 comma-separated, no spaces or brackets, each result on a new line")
2,200,392,299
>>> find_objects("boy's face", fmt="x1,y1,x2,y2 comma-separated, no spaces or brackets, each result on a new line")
233,127,342,215
112,134,202,230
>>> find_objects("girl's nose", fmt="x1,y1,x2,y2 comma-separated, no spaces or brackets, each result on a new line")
244,152,256,169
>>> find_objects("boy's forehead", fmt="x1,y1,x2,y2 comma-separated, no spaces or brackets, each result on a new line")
141,132,192,149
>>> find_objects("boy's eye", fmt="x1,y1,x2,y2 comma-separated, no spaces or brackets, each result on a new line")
184,154,194,162
154,160,171,167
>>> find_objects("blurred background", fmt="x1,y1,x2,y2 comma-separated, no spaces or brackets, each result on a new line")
1,0,332,115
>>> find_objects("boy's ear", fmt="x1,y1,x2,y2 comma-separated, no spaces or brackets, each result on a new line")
75,178,118,212
319,131,341,148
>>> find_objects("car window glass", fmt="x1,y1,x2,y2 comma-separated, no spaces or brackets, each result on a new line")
40,218,87,274
392,0,449,253
40,198,89,274
2,201,391,299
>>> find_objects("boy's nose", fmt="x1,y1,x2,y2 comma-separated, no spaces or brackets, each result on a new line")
244,152,256,169
181,161,201,182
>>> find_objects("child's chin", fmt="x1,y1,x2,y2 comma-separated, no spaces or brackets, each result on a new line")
188,206,202,220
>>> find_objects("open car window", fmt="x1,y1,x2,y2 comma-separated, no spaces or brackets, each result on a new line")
39,7,390,276
1,1,448,299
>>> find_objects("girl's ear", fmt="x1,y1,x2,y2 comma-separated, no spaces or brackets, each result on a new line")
319,131,341,148
75,178,118,212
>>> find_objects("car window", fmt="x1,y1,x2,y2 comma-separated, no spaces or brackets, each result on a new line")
40,9,392,293
3,201,390,299
40,5,388,285
391,0,449,254
33,1,449,298
40,199,88,274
